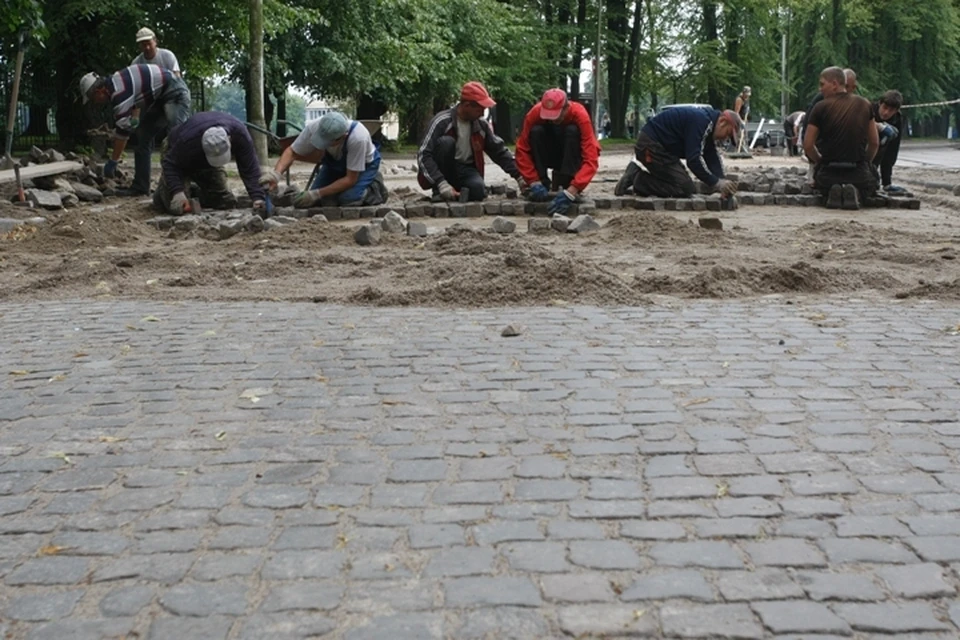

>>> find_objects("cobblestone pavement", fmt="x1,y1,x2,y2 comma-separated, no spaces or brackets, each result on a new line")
2,299,960,639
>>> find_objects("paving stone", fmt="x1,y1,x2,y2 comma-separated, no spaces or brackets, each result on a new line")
621,520,687,540
832,603,950,633
260,582,343,612
728,475,784,497
501,542,570,572
261,551,345,579
424,547,495,576
5,589,85,621
795,571,885,601
569,540,642,569
649,541,744,569
547,520,606,540
790,473,860,495
649,476,717,499
558,605,660,637
695,517,766,538
568,499,647,519
744,539,827,567
93,553,193,585
242,485,310,508
877,563,955,598
190,553,262,581
473,520,543,544
514,479,581,500
433,482,504,504
820,538,919,563
906,535,960,561
587,478,643,500
716,497,782,518
902,515,960,536
752,601,851,635
716,568,805,601
99,585,155,617
456,607,550,639
621,569,714,601
780,498,846,517
239,614,337,639
660,604,764,639
444,577,542,607
147,616,234,640
539,573,615,602
408,523,465,548
5,557,91,585
388,459,447,482
160,582,249,616
861,473,945,494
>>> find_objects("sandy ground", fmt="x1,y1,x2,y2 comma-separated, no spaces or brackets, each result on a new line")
1,149,959,306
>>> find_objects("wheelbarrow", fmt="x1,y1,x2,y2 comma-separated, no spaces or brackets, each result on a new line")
245,120,320,188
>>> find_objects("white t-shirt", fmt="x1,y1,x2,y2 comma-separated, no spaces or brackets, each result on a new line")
292,119,376,173
455,118,473,163
131,48,181,74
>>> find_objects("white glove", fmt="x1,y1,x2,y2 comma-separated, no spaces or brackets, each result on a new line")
437,181,457,201
716,179,738,196
169,191,189,214
259,169,283,193
252,199,265,211
516,176,529,191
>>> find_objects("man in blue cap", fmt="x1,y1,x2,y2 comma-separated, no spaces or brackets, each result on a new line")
260,111,387,207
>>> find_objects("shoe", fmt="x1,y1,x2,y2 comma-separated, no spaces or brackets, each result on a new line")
615,162,640,196
841,184,860,210
825,184,842,208
114,187,149,197
884,184,906,194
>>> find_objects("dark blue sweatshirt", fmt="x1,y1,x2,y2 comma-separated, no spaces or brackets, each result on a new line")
641,107,724,186
162,111,264,200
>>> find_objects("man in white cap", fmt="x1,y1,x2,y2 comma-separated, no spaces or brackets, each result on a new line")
260,110,387,208
153,112,265,215
132,27,181,77
80,65,191,196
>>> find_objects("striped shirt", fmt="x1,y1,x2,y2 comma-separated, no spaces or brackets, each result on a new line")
109,65,174,136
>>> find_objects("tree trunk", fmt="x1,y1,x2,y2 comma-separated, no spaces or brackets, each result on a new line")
647,0,658,112
557,5,571,89
569,0,587,99
276,92,287,137
606,0,643,139
24,105,49,136
494,101,514,144
248,0,268,164
263,79,274,131
702,0,720,107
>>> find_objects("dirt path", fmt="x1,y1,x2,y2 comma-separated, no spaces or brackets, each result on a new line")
1,151,958,306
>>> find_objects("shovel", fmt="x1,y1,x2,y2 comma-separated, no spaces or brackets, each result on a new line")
1,30,28,172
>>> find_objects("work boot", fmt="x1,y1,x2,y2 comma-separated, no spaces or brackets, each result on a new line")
825,184,842,209
615,162,640,196
841,184,860,210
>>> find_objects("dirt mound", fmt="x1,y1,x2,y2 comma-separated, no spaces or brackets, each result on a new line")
600,213,731,246
633,261,899,298
240,218,357,251
895,277,960,300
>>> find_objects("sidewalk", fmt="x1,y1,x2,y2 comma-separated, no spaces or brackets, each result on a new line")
1,299,959,638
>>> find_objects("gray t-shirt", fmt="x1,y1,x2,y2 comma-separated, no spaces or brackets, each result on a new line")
291,119,376,173
455,119,473,163
131,48,181,74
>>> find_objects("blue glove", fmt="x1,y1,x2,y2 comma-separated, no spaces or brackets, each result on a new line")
528,183,550,202
548,189,576,215
103,159,118,178
879,123,899,145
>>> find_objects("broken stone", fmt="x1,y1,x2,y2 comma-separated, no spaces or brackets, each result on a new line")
28,146,44,164
501,324,522,337
354,223,382,246
218,219,244,240
505,187,519,199
449,203,467,218
70,182,103,202
263,218,289,231
484,201,502,215
146,216,176,231
272,215,299,225
785,183,802,195
43,149,66,163
770,182,786,195
244,215,265,233
491,184,507,195
58,192,80,208
382,210,408,233
567,214,600,233
499,202,516,216
25,189,62,210
406,204,426,218
173,215,201,232
528,218,552,234
491,217,516,234
699,217,723,230
0,217,44,232
408,221,428,237
551,213,571,232
465,203,484,217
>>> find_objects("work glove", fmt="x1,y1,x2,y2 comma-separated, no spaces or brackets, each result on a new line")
528,183,550,202
129,117,140,129
258,169,283,194
293,189,320,209
103,159,118,178
437,181,457,201
879,124,899,146
169,192,189,215
716,179,738,196
516,176,529,191
252,199,265,212
548,188,576,215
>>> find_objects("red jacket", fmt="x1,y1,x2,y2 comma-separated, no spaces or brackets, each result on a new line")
515,100,600,192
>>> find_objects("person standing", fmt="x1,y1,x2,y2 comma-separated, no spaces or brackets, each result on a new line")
80,65,191,196
783,110,805,156
514,88,601,215
131,28,181,77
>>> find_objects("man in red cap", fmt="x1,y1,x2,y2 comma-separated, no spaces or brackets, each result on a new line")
417,81,526,201
515,88,601,215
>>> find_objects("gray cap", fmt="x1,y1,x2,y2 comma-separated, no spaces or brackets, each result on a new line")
311,111,350,150
202,127,231,167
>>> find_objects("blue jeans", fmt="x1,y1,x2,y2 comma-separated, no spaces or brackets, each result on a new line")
310,155,381,205
133,81,192,194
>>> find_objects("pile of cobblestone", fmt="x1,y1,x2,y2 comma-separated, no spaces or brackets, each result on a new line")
5,147,130,211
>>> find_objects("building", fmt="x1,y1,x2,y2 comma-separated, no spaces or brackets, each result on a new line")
304,99,337,122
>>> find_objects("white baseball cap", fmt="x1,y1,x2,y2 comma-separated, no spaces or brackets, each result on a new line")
202,127,231,167
136,27,156,43
80,72,99,104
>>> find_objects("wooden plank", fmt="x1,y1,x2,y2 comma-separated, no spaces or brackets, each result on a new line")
0,161,83,184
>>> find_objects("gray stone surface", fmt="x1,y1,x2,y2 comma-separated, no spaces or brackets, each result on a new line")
1,300,960,638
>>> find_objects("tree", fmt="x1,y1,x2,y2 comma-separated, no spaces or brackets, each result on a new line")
248,0,268,163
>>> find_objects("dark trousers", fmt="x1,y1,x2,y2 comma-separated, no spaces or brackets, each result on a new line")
432,136,486,201
784,122,799,156
529,124,581,189
814,162,878,196
153,168,236,213
632,132,696,198
134,79,192,194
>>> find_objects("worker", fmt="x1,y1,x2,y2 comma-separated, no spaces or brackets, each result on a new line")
514,88,601,215
734,86,752,122
153,112,266,215
614,107,741,198
417,81,525,202
872,90,905,193
260,110,387,208
783,110,805,156
131,28,181,77
80,65,191,196
803,66,878,210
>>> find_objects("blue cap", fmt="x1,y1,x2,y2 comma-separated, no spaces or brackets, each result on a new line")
311,111,350,150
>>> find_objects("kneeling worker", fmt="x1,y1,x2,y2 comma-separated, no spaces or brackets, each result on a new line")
615,107,741,198
154,112,265,215
262,111,387,208
514,88,601,215
872,90,905,193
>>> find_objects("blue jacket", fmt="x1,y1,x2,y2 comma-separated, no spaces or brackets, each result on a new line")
162,111,264,200
641,107,724,186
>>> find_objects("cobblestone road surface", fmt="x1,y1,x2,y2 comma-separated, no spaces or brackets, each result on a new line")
1,299,960,639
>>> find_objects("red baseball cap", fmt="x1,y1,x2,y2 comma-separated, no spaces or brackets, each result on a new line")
461,81,496,108
540,88,568,120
